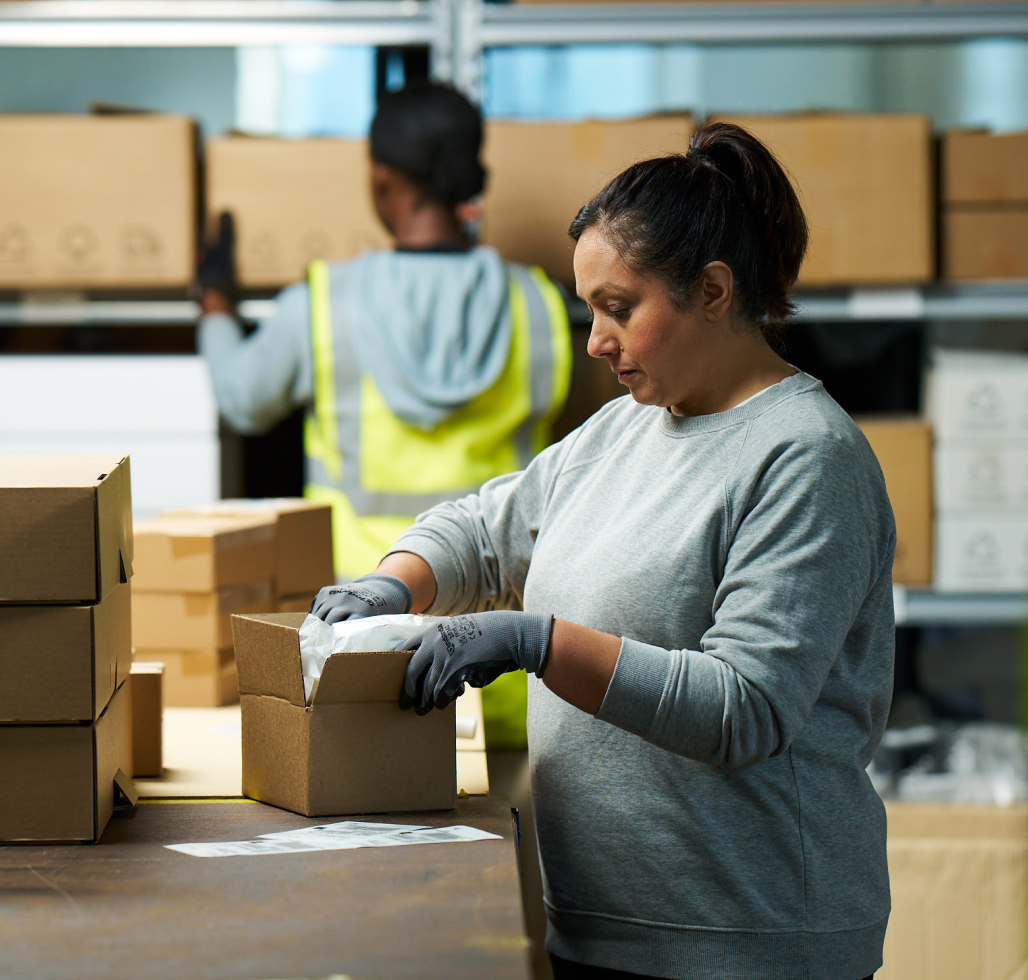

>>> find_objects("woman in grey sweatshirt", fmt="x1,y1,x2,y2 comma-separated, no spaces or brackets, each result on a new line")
313,122,895,980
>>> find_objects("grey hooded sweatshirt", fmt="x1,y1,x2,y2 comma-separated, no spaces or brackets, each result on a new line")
198,245,513,435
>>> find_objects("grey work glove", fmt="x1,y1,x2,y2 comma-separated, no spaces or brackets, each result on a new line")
309,573,412,625
399,610,553,716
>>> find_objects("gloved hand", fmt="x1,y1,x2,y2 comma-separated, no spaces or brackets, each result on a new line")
309,573,413,625
399,610,553,715
196,211,237,303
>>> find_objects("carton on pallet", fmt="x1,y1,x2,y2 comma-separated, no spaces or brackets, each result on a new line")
130,662,164,779
232,612,456,816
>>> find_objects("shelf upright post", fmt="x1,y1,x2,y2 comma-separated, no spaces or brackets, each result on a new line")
431,0,458,84
453,0,485,101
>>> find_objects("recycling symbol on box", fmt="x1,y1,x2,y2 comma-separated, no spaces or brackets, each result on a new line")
60,223,99,264
122,225,163,264
0,224,31,264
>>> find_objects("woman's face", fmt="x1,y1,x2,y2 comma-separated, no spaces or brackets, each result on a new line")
573,226,723,415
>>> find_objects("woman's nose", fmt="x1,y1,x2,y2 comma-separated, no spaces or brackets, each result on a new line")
586,322,619,360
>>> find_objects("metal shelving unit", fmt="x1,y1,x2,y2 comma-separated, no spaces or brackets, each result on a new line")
894,586,1028,627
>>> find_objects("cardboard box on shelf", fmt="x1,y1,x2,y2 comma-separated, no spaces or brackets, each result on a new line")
942,209,1028,281
232,612,456,816
0,679,133,842
935,513,1028,592
206,136,390,289
925,349,1028,444
134,648,238,708
161,499,334,597
129,662,163,779
481,115,693,285
718,113,934,286
855,417,933,586
0,454,133,604
0,114,196,289
132,578,273,651
132,515,275,593
934,444,1028,512
0,581,131,723
941,129,1028,205
880,802,1028,980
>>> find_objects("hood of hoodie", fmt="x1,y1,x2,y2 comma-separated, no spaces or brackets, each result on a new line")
344,246,511,431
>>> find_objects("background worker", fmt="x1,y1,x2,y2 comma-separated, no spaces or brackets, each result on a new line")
313,122,894,980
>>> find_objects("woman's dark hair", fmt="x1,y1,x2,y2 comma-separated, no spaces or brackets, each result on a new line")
370,82,486,208
568,121,808,331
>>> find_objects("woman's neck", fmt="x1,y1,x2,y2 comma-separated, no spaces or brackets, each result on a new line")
391,204,467,251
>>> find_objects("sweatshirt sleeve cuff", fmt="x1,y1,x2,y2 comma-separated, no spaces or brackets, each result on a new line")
596,637,673,738
386,531,463,615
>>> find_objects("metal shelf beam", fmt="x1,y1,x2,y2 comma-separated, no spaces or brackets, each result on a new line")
894,586,1028,626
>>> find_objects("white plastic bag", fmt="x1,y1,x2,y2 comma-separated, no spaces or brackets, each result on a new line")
298,613,444,704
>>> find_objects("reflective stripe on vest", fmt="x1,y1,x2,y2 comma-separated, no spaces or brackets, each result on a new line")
304,259,571,581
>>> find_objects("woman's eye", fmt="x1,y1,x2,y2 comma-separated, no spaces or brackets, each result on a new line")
609,306,631,320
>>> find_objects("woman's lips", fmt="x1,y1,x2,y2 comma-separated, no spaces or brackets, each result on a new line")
617,369,638,384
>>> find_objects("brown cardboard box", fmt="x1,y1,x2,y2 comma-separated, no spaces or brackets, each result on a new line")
855,417,933,586
0,581,131,723
134,648,237,707
720,113,934,286
0,454,133,604
132,515,275,593
942,209,1028,281
132,578,273,650
129,662,163,778
0,679,132,842
276,593,317,613
0,114,196,289
206,136,390,288
161,499,334,597
941,130,1028,203
880,802,1028,980
482,115,693,285
232,612,456,816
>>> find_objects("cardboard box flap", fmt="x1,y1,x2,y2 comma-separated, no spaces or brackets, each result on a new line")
231,612,306,707
314,651,411,705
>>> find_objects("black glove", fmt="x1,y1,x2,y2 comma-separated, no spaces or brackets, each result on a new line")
309,573,413,625
399,610,553,715
196,212,237,302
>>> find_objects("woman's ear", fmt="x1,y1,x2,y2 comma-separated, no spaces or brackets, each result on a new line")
699,262,734,322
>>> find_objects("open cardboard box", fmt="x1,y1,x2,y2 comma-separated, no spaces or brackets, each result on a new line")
231,613,456,817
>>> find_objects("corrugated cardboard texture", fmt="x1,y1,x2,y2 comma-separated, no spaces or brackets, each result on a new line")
129,663,163,778
240,694,310,814
0,454,132,603
720,113,934,286
132,578,273,650
482,116,693,285
206,137,390,288
855,417,933,586
941,130,1028,204
132,515,275,593
232,612,307,706
0,679,131,842
0,580,131,722
134,648,237,707
943,208,1028,281
0,115,196,289
880,803,1028,980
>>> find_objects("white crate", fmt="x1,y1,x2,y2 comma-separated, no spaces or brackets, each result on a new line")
934,444,1028,513
935,514,1028,592
926,349,1028,444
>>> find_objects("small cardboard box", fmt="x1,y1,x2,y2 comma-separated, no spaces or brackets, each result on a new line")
132,578,273,650
0,581,131,723
232,612,456,817
133,648,238,707
925,349,1028,444
0,454,133,604
206,136,390,288
161,499,334,597
0,114,197,289
935,444,1028,513
0,678,133,842
719,113,934,286
880,802,1028,980
132,515,275,593
482,115,694,285
129,662,163,778
855,417,933,586
942,208,1028,281
941,129,1028,205
934,513,1028,592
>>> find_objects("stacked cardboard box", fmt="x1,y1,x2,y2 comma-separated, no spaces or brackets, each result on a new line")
131,515,277,706
0,455,134,842
926,349,1028,592
941,129,1028,281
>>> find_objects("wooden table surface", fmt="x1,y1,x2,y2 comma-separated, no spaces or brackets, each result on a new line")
0,796,529,980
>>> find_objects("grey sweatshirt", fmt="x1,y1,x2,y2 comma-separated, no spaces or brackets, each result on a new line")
392,371,895,980
198,246,511,434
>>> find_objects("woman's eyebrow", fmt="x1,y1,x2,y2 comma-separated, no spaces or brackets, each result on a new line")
588,282,629,301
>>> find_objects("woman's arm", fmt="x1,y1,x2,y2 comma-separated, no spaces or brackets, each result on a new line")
375,551,438,614
542,619,620,716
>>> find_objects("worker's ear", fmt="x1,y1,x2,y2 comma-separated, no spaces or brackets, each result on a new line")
699,262,734,323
